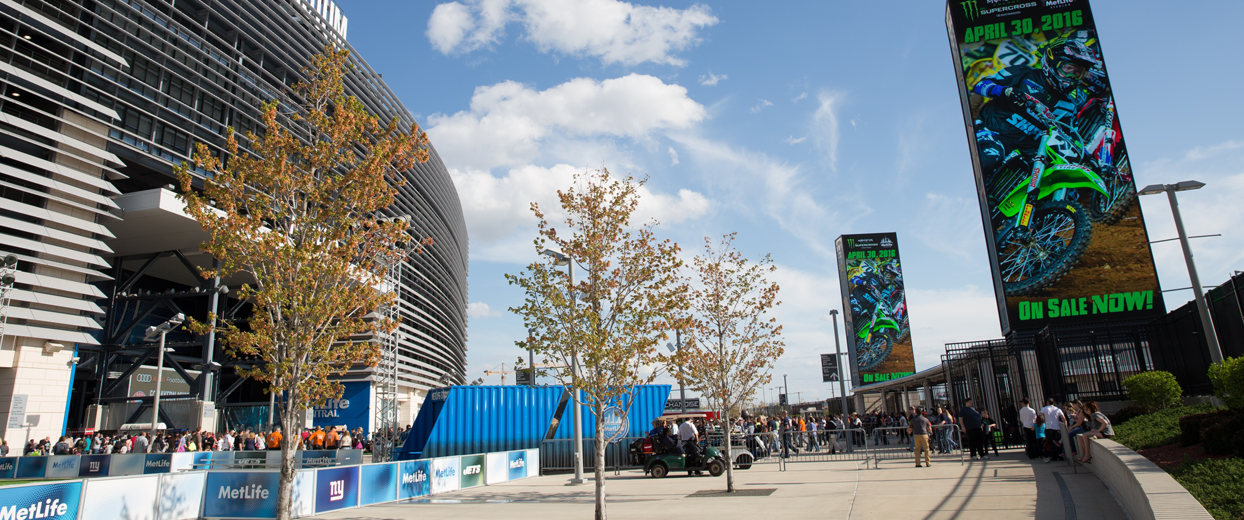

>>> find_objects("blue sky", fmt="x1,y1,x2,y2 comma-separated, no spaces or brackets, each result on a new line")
336,0,1244,402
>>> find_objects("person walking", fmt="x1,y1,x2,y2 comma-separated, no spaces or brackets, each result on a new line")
980,410,1001,457
910,407,933,468
677,418,702,475
1039,398,1066,463
957,398,987,461
1019,398,1038,459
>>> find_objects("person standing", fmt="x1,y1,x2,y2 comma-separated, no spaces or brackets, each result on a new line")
910,408,933,468
1039,398,1067,463
133,432,150,454
957,398,987,461
677,418,702,475
1019,398,1037,459
980,410,1001,457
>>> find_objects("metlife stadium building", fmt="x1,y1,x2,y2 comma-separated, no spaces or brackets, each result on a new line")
0,0,468,441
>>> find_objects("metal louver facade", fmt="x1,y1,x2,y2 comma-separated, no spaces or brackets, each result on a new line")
0,0,468,438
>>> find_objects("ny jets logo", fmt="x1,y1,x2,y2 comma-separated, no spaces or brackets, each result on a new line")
960,0,979,21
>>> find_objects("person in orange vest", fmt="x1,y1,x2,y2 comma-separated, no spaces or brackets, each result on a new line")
326,428,340,450
266,426,282,450
310,427,326,449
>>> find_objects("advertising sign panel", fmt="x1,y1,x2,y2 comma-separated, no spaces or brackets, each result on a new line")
485,453,508,485
108,454,145,476
314,466,359,513
312,381,371,435
359,463,398,506
945,0,1163,333
126,367,194,399
78,455,110,478
15,457,46,479
398,460,431,499
157,472,207,520
459,455,484,489
45,456,80,478
835,233,916,385
0,458,15,479
81,474,159,520
0,481,81,520
144,454,173,474
507,451,527,480
430,457,459,495
203,471,280,519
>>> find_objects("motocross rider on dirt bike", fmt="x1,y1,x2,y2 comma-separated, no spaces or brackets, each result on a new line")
972,40,1098,184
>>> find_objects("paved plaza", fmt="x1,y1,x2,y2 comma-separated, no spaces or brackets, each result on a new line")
319,449,1125,519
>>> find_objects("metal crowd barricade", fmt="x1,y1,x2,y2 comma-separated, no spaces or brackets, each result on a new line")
722,430,869,467
539,437,646,474
867,424,963,467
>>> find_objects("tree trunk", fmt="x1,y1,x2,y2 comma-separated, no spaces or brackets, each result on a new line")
594,401,607,520
723,407,735,492
275,389,298,520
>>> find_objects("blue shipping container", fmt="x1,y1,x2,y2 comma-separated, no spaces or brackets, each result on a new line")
398,385,670,460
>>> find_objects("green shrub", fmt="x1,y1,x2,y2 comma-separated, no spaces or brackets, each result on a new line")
1169,458,1244,520
1181,409,1238,446
1209,357,1244,410
1107,405,1146,426
1113,403,1216,451
1201,413,1244,456
1124,370,1183,412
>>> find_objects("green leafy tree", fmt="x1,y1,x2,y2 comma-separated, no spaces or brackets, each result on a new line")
507,168,688,520
675,233,784,492
1209,357,1244,410
176,48,430,520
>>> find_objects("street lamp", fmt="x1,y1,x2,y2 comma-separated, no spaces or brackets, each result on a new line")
1139,181,1223,364
666,329,686,414
144,313,185,439
541,248,584,486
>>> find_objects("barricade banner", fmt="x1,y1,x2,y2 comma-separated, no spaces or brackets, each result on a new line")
232,451,268,469
144,454,173,474
46,456,81,478
398,460,430,499
507,451,527,480
16,457,47,479
314,466,359,513
0,458,16,479
156,471,206,520
525,449,539,475
485,453,507,485
108,453,145,476
459,454,484,489
169,453,195,472
0,481,81,520
430,457,459,494
203,471,280,519
358,463,397,506
336,450,363,466
291,469,315,518
77,455,109,478
300,450,337,468
81,474,160,520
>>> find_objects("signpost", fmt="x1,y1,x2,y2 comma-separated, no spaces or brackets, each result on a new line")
515,368,532,386
820,354,840,383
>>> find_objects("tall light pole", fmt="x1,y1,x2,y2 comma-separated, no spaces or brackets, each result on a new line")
666,330,686,414
542,249,584,486
144,313,184,440
782,374,788,412
829,310,850,418
1139,181,1223,364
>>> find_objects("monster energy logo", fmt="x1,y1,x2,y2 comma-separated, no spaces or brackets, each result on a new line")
847,239,856,248
960,0,979,21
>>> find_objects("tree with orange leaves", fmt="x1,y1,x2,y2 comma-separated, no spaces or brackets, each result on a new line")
175,48,430,519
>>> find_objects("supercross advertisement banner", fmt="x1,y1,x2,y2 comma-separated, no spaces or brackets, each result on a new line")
835,233,916,386
946,0,1163,333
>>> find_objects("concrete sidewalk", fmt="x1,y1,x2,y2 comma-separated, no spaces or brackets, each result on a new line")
318,449,1125,519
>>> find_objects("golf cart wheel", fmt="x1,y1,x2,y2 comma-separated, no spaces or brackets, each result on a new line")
708,459,725,477
735,453,753,470
650,463,668,478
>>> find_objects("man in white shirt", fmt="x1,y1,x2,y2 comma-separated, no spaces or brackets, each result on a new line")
1039,398,1066,462
1019,398,1037,459
677,418,702,474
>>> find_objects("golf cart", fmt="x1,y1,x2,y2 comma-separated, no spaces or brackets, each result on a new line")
631,413,731,478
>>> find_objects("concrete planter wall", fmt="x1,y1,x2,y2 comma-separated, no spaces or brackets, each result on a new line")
1085,439,1212,520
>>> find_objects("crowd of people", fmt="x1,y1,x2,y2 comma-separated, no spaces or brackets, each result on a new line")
4,424,392,456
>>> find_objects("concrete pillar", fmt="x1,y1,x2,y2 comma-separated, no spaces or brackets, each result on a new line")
922,382,933,411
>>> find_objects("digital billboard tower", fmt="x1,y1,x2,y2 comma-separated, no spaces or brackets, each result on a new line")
835,233,916,385
945,0,1164,333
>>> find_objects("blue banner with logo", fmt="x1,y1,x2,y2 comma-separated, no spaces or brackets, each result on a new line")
508,451,527,480
0,481,81,520
203,472,280,519
359,463,397,506
144,454,172,474
77,455,110,478
312,381,371,435
314,466,358,513
398,460,430,499
16,457,46,479
0,458,15,479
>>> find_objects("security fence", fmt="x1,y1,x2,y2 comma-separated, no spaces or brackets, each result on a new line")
868,425,964,467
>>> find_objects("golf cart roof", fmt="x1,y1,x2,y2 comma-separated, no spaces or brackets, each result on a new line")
658,413,708,420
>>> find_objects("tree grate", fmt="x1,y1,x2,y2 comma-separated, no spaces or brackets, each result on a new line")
686,488,776,498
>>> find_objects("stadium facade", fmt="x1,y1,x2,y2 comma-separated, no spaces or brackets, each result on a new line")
0,0,467,443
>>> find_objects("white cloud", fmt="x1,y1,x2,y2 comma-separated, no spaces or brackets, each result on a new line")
699,71,727,86
914,193,986,263
428,74,707,171
467,301,505,319
749,99,774,114
792,92,807,103
812,91,843,172
667,145,679,165
426,0,719,66
905,285,1002,368
783,135,807,145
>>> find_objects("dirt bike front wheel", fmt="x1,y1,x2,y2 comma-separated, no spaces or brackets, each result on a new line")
998,199,1093,296
1088,175,1136,225
856,332,894,371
